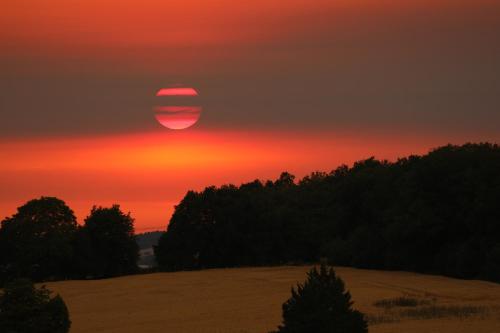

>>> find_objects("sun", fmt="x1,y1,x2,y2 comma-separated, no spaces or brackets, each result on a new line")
153,86,202,130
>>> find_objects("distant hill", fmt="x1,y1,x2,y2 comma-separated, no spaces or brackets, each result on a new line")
136,231,163,268
136,231,163,250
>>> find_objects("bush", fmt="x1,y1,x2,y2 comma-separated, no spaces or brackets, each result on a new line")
399,304,488,320
271,264,367,333
0,279,71,333
373,296,431,309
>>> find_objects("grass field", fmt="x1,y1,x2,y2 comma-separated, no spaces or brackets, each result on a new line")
43,266,500,333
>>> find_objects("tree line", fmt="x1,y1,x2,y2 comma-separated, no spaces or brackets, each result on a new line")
155,143,500,282
0,199,138,285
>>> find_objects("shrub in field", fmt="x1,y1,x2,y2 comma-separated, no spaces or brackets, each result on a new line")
399,304,488,320
373,296,432,309
271,264,368,333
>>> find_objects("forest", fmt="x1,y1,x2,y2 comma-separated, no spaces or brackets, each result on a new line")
155,143,500,282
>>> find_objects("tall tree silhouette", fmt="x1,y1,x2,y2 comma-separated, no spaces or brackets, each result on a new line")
0,197,77,283
77,205,138,278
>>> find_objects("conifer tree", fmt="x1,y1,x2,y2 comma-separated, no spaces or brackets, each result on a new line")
272,264,368,333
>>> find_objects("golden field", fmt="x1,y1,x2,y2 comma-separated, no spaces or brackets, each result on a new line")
44,266,500,333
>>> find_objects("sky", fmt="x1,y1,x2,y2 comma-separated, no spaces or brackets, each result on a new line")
1,0,500,231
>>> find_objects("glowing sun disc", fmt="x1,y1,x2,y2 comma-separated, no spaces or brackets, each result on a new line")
153,86,202,130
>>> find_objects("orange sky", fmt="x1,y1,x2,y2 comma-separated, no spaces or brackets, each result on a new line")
2,129,497,231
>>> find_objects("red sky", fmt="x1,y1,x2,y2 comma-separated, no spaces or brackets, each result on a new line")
1,129,497,231
1,0,499,230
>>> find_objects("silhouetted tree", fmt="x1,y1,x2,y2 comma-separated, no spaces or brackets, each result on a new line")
271,264,367,333
70,227,94,278
0,197,77,283
0,279,70,333
274,172,296,187
77,205,138,278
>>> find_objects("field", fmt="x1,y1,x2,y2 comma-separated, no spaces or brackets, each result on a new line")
44,266,500,333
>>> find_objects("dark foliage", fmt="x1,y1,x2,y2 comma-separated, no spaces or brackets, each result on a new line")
0,197,77,284
0,199,140,283
73,205,139,278
155,143,500,282
0,279,71,333
271,264,367,333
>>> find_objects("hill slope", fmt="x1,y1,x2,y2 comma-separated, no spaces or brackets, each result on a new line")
44,266,500,333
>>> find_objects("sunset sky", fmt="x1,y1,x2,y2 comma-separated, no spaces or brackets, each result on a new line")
1,0,499,230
